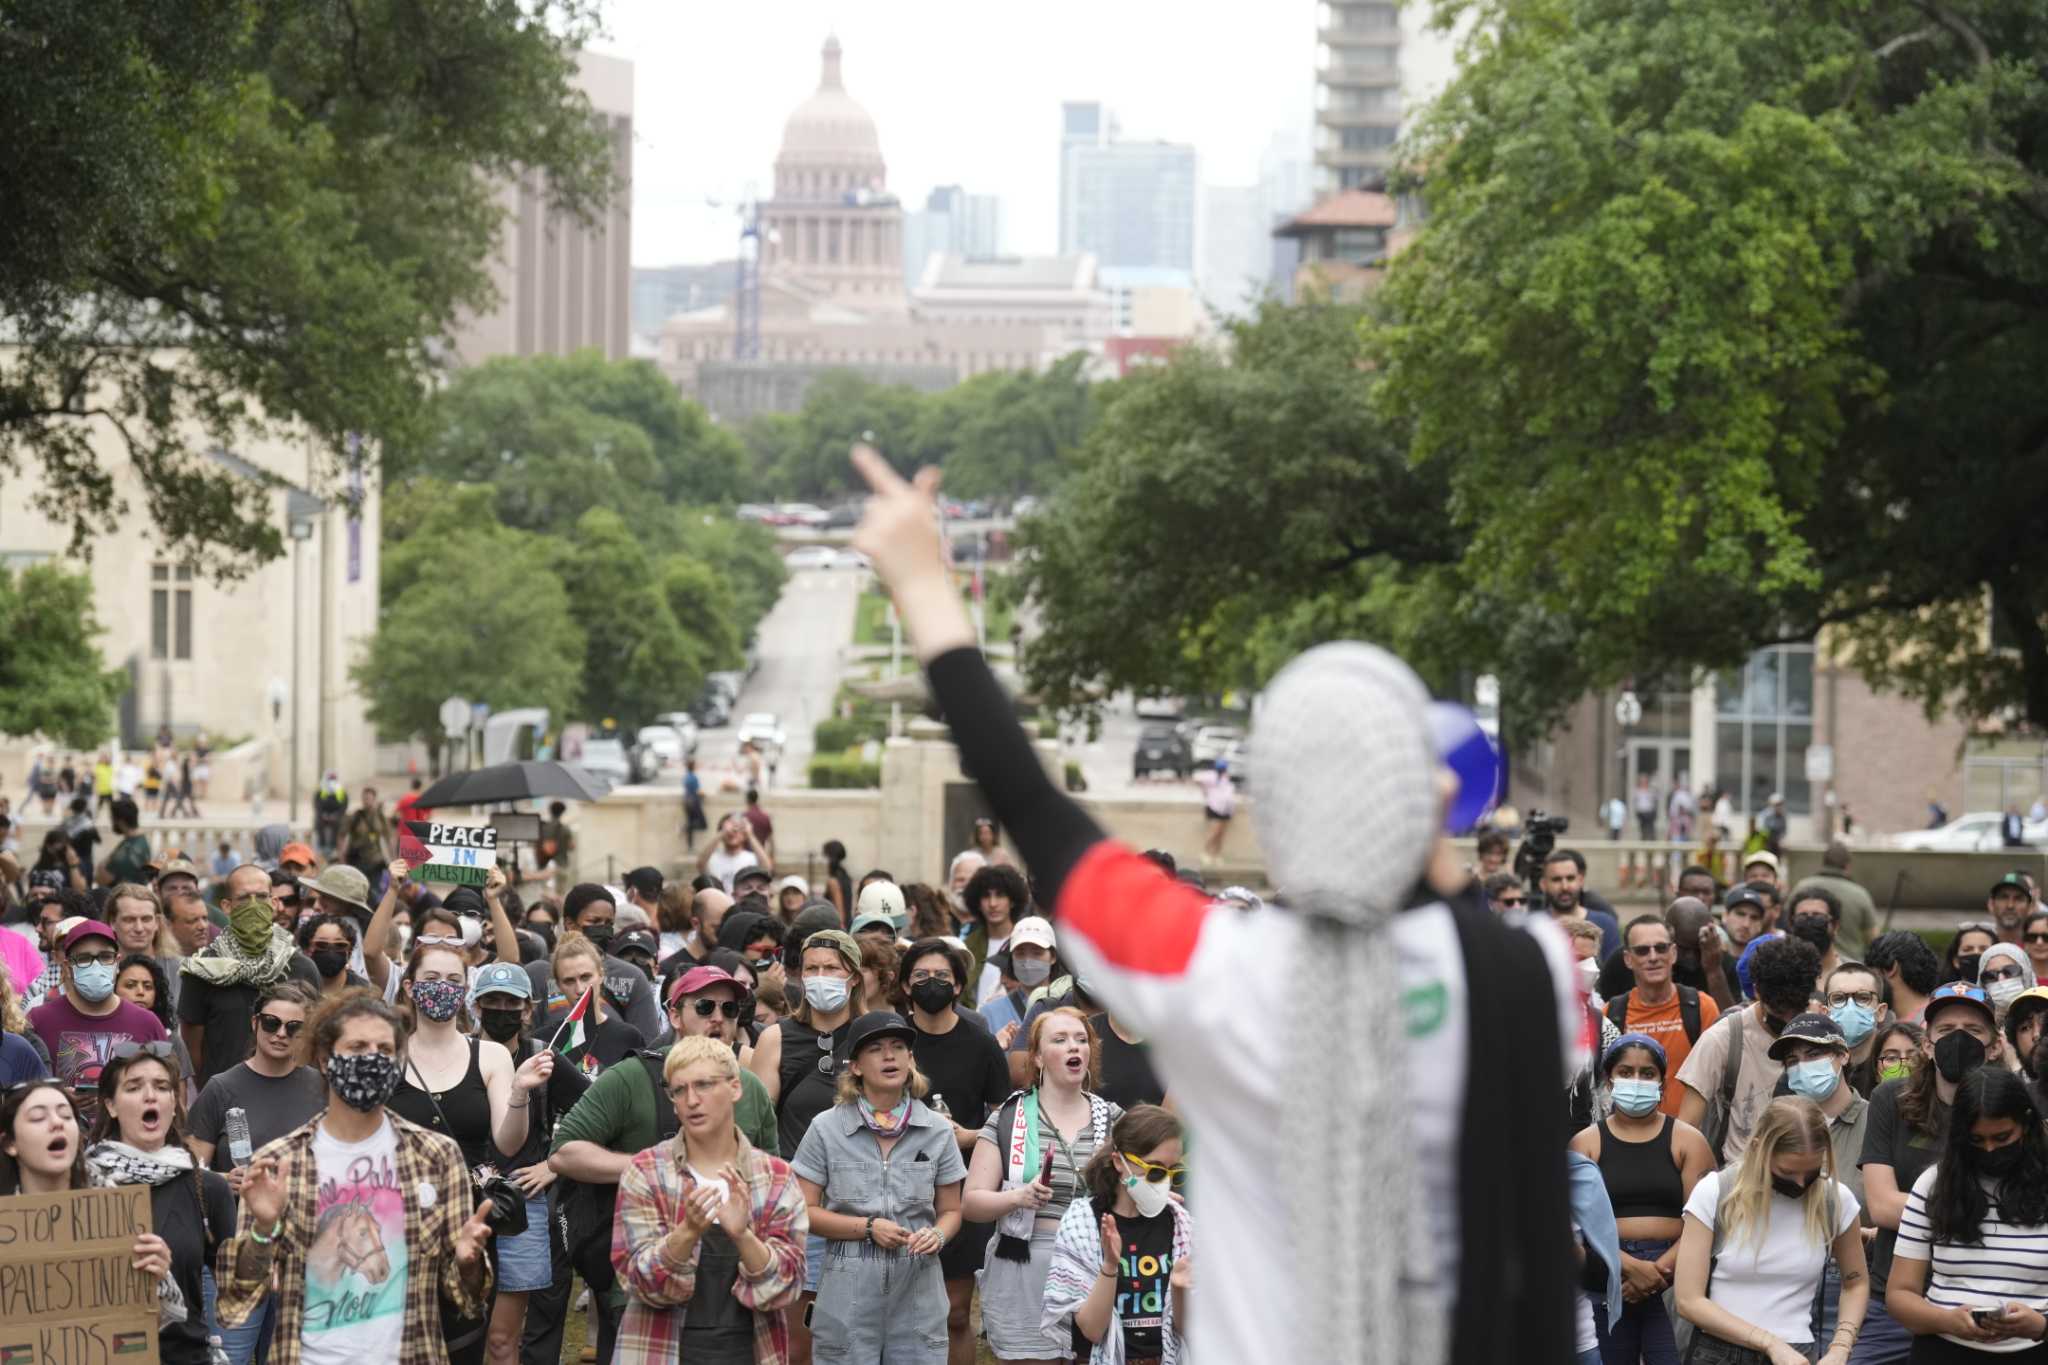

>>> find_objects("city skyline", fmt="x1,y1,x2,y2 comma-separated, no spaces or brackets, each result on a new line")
590,0,1325,267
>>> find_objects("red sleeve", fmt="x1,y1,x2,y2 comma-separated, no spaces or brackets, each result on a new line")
1053,843,1214,978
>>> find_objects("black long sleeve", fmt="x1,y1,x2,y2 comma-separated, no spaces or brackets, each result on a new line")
924,647,1107,907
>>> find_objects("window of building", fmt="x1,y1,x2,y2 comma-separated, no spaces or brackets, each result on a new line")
1330,227,1388,263
1714,644,1815,816
1338,125,1399,152
150,563,194,660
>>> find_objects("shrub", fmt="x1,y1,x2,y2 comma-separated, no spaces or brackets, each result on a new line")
814,715,889,754
809,751,881,789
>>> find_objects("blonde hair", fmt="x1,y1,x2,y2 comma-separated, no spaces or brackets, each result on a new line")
793,940,866,1027
664,1035,740,1085
835,1047,931,1105
1029,1006,1102,1090
0,969,24,1036
552,930,605,980
1719,1097,1839,1253
1559,918,1603,948
108,883,175,957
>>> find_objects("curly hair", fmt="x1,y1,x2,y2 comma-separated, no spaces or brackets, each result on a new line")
1750,937,1823,1017
963,863,1031,924
1867,930,1940,997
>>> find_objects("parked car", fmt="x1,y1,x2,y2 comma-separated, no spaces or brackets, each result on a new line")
785,545,837,570
736,712,786,750
1893,812,2048,851
636,724,692,772
823,502,864,529
651,713,701,752
1190,725,1242,766
830,548,870,570
1134,695,1185,722
707,671,746,704
689,691,729,728
578,737,635,786
1133,724,1193,781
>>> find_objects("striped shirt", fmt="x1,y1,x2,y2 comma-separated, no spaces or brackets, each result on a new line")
1897,1164,2048,1353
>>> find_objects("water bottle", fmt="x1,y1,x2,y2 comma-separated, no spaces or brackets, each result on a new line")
224,1107,253,1168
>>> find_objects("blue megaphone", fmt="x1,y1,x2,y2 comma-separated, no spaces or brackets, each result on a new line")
1428,701,1502,834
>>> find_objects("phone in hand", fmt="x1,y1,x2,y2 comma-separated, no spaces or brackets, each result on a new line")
1972,1308,2001,1329
1039,1149,1057,1186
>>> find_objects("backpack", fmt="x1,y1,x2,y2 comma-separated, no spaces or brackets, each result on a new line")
553,1052,682,1294
1700,1011,1746,1166
1606,986,1704,1046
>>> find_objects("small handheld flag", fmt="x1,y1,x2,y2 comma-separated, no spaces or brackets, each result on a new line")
547,985,594,1056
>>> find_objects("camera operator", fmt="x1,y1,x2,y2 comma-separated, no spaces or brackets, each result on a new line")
1521,825,1621,961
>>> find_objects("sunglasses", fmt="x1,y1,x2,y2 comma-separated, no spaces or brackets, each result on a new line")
1627,942,1675,958
108,1041,178,1065
414,933,463,948
2025,933,2048,945
1496,896,1526,908
1982,965,2028,983
688,999,743,1020
1121,1152,1187,1187
255,1014,305,1037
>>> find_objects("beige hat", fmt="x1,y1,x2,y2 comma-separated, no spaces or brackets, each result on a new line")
856,880,907,927
1742,850,1781,876
1009,916,1057,952
300,864,372,915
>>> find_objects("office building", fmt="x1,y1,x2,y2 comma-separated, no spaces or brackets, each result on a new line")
1058,101,1197,273
454,51,635,364
1315,1,1403,192
902,185,1006,286
631,264,738,344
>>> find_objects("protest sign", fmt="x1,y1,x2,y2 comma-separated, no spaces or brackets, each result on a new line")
0,1184,158,1365
397,820,499,887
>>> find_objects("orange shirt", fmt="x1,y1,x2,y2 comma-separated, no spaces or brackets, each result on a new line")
1616,986,1723,1115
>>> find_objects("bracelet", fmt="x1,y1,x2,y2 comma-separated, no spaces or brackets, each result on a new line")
249,1219,284,1245
508,1098,529,1110
865,1217,876,1245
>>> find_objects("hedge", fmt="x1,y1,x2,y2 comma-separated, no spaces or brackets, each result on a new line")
813,714,889,754
809,751,881,789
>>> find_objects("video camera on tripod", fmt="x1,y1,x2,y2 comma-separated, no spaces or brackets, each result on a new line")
1512,811,1570,898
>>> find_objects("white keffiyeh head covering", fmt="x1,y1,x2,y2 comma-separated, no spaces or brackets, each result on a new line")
1250,642,1446,1365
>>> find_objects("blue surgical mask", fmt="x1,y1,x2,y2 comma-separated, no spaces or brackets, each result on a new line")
72,961,116,1004
1830,1001,1876,1047
1787,1058,1841,1101
804,977,849,1013
1610,1078,1662,1117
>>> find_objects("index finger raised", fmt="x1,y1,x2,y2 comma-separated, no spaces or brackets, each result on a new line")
850,443,907,496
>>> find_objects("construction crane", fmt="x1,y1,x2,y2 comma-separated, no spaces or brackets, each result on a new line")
706,193,766,362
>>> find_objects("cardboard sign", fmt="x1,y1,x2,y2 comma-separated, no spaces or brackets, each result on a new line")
398,820,498,887
0,1184,159,1365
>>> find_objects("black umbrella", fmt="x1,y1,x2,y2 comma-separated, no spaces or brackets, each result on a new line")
415,761,613,809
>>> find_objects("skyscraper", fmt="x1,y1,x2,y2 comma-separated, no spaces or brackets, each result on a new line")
1314,1,1402,192
1058,102,1196,273
903,185,1006,285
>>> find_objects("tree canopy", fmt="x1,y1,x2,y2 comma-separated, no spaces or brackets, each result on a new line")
0,0,616,570
0,565,129,747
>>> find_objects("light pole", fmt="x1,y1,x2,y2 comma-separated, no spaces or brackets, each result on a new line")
286,492,321,829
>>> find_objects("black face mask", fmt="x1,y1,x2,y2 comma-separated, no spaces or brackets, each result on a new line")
1790,918,1834,954
580,923,614,952
1973,1143,2025,1178
909,979,956,1016
1957,955,1983,984
1934,1030,1989,1083
310,947,350,980
1771,1173,1816,1201
477,1007,525,1045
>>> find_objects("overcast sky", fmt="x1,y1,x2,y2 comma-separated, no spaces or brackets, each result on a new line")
589,0,1324,267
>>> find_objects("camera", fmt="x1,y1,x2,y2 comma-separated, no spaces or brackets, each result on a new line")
1512,811,1571,890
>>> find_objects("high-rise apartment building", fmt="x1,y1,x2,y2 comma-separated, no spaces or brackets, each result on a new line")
454,51,635,364
902,185,1005,285
1058,101,1196,273
1315,1,1403,192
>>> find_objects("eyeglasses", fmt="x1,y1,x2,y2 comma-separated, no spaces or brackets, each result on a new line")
255,1014,305,1037
1877,1050,1917,1068
1121,1152,1187,1187
68,950,120,968
907,970,956,986
687,999,743,1019
1627,942,1675,958
1826,991,1880,1009
1982,964,2028,984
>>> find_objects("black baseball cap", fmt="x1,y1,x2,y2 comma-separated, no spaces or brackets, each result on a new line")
843,1010,916,1057
1767,1012,1849,1060
613,926,659,960
1724,885,1768,914
1991,872,2033,899
625,866,664,897
733,865,774,891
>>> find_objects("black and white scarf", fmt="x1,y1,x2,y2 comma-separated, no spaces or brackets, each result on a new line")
86,1142,195,1329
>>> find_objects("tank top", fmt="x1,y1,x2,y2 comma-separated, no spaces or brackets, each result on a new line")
391,1037,495,1169
775,1017,847,1159
1596,1116,1684,1221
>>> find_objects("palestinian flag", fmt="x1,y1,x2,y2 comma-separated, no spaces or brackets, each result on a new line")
396,823,434,867
547,985,594,1058
112,1332,150,1356
2,1342,36,1365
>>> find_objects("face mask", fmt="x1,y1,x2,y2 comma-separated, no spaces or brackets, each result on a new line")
580,924,615,952
1877,1060,1914,1084
1933,1029,1988,1083
326,1051,402,1112
1957,955,1983,983
1123,1170,1172,1219
1786,1058,1841,1101
230,897,273,953
410,978,465,1023
1576,958,1600,994
1987,977,2028,1011
1013,958,1052,987
478,1007,525,1045
311,947,350,980
1830,1001,1876,1048
1609,1078,1662,1117
805,976,849,1013
1790,918,1834,954
72,961,116,1004
1973,1143,2025,1178
909,979,956,1015
1771,1173,1816,1201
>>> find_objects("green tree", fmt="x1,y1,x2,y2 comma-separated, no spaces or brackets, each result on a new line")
1371,0,2048,729
0,565,128,747
659,553,744,678
352,531,585,746
552,507,699,727
744,372,927,497
666,509,789,638
0,1,616,571
912,355,1093,500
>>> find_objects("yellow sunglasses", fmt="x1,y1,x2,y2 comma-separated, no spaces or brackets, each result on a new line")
1121,1152,1187,1186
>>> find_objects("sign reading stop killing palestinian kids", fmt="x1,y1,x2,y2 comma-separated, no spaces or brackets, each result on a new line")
398,820,499,887
0,1184,160,1365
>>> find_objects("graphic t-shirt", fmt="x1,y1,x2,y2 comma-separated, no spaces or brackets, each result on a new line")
26,995,168,1121
1614,987,1722,1115
302,1118,407,1365
1111,1209,1175,1358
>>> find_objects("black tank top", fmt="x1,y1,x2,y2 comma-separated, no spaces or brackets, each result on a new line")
391,1037,495,1169
775,1017,846,1159
1596,1116,1684,1220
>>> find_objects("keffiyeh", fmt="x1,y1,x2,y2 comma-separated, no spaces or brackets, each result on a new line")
180,923,295,988
87,1143,195,1329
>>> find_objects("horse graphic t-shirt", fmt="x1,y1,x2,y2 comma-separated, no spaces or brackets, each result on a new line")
302,1118,408,1365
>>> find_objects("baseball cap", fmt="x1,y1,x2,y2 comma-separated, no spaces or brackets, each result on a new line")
156,858,201,882
1009,916,1057,952
472,962,533,1001
2006,987,2048,1050
1742,850,1780,875
732,865,774,891
856,880,907,929
669,964,741,1004
613,926,659,960
279,842,318,868
776,875,810,897
849,911,899,937
1925,982,1996,1032
803,928,864,973
61,919,118,954
844,1010,916,1057
1767,1012,1849,1061
1991,871,2033,898
1724,884,1768,914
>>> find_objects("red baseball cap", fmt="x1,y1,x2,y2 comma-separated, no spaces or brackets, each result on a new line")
668,965,742,1005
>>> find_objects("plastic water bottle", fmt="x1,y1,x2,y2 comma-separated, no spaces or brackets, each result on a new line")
224,1107,253,1168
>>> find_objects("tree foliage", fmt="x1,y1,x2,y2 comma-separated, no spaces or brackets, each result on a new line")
550,508,700,728
1372,0,2048,729
0,565,138,748
0,0,616,571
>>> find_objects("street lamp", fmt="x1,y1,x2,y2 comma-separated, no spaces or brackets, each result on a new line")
286,491,322,829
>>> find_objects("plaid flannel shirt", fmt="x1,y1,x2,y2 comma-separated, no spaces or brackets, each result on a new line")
214,1109,491,1365
611,1128,809,1365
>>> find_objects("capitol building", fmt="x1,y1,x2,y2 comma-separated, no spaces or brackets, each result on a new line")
658,37,1116,422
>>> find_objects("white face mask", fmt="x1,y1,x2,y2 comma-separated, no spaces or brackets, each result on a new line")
1987,976,2028,1010
1123,1168,1172,1219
